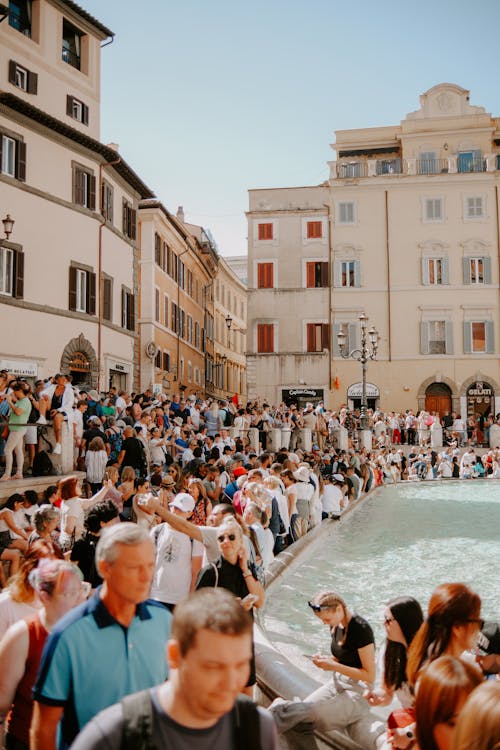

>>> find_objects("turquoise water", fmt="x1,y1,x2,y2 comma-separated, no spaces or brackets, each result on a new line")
262,481,500,677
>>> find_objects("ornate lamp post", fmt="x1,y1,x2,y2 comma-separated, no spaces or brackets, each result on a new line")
337,313,378,431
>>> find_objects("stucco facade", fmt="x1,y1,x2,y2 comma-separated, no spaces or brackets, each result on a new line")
0,0,151,391
213,254,247,404
247,84,500,417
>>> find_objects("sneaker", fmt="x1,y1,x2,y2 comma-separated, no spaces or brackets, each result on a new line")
53,442,62,455
36,416,47,425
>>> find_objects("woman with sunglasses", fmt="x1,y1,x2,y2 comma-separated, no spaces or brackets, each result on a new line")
407,583,483,689
270,590,384,749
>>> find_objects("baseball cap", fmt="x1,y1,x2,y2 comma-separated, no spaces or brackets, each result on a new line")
170,493,195,513
332,473,345,482
233,467,248,478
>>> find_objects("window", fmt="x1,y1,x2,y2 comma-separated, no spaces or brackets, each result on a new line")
333,259,361,288
257,323,274,353
458,151,483,173
257,223,273,241
154,288,160,322
337,202,355,225
163,294,169,327
171,302,179,334
195,321,201,349
101,276,112,322
179,308,185,339
178,260,185,290
333,322,358,357
62,19,83,70
187,270,193,296
188,362,192,382
463,321,494,354
422,257,449,285
306,323,330,353
194,367,200,385
162,352,170,372
465,196,484,219
9,0,31,36
0,246,23,298
69,266,96,315
155,350,161,369
122,201,136,240
424,198,443,222
464,257,491,285
8,60,37,94
257,262,274,288
420,321,453,355
101,181,113,223
418,152,437,175
121,288,135,331
307,221,322,239
73,165,95,210
0,133,26,181
187,315,193,343
306,261,328,288
66,95,89,125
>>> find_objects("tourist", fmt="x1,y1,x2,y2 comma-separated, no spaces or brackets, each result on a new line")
31,523,172,750
84,436,109,493
0,559,86,750
27,505,63,557
70,499,119,587
1,381,31,480
38,374,75,455
415,656,482,750
453,681,500,750
57,475,111,551
269,590,384,749
70,588,278,750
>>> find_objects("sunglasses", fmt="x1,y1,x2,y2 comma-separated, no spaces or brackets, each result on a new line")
217,533,237,542
307,601,331,613
466,618,485,629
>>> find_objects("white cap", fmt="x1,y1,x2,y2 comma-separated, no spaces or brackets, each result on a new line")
170,493,195,513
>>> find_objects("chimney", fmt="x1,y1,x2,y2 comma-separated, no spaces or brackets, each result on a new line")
176,206,185,223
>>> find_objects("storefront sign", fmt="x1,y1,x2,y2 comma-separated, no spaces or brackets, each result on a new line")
282,388,324,399
347,382,380,398
0,359,38,377
467,382,492,396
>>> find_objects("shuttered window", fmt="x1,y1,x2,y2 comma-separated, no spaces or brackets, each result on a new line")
101,181,113,223
73,166,96,210
8,60,37,94
0,133,26,181
337,202,355,224
258,223,273,240
121,289,135,331
257,262,274,288
306,323,330,352
420,321,453,355
463,321,494,354
122,201,137,240
163,352,170,372
155,288,160,322
102,276,112,322
421,258,449,285
66,95,89,125
0,247,24,298
68,266,96,315
306,261,329,288
333,260,361,287
257,323,274,353
463,257,491,285
164,295,169,327
307,221,322,239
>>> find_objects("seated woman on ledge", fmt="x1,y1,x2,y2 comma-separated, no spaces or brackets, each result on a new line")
270,590,384,750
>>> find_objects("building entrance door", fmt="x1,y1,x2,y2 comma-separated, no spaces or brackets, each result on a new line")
425,382,452,416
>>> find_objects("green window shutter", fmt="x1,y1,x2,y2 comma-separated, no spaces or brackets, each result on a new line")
445,321,453,354
348,323,358,351
420,322,430,354
463,258,471,284
441,258,450,285
354,260,361,288
485,321,494,353
483,257,492,284
332,323,342,357
421,258,430,285
463,322,472,354
333,260,342,287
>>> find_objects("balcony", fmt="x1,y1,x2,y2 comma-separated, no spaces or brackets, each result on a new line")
417,158,449,175
329,152,496,181
337,161,368,178
376,158,402,175
457,155,486,173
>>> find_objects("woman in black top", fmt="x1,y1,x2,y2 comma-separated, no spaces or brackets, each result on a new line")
270,590,384,749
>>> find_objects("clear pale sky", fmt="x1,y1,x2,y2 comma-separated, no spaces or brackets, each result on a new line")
83,0,500,257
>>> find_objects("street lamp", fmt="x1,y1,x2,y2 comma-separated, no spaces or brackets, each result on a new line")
337,312,378,431
1,214,15,241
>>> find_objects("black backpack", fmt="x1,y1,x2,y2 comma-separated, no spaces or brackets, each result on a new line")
32,450,53,477
121,689,261,750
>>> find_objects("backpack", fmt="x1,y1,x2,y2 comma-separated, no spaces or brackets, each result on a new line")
223,408,234,427
120,689,261,750
107,428,122,463
32,450,53,477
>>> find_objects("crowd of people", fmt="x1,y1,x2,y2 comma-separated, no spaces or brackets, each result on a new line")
0,371,499,749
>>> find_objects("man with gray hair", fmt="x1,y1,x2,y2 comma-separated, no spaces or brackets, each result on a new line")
31,523,172,750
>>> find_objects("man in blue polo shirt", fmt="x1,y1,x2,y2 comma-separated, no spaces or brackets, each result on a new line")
31,523,172,750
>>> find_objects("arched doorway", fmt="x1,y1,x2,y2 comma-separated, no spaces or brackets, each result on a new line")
425,382,452,416
466,381,493,419
60,334,98,390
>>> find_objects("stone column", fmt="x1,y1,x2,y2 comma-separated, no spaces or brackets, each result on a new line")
267,428,282,452
247,427,260,453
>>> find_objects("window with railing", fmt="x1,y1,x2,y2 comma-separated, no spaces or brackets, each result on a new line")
338,161,366,178
376,158,402,175
62,19,83,70
458,151,485,173
9,0,31,37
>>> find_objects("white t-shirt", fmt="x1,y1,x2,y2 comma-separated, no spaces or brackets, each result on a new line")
321,485,345,515
59,497,84,547
150,524,203,605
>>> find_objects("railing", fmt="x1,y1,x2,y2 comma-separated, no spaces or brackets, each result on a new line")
62,47,81,70
336,161,368,178
457,156,486,173
376,158,402,175
416,158,449,174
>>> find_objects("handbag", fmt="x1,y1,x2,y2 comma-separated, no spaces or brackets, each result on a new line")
387,708,416,749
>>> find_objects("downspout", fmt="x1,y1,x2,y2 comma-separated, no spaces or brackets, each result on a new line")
385,190,392,362
98,155,121,391
323,202,333,403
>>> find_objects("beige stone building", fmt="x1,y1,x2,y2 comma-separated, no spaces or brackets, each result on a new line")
213,254,247,404
0,0,152,391
247,84,500,418
138,203,218,397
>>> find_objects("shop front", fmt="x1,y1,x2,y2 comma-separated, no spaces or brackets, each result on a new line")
0,358,39,385
347,382,380,412
466,381,494,419
282,388,324,409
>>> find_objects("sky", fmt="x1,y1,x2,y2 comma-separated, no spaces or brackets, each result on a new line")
82,0,500,257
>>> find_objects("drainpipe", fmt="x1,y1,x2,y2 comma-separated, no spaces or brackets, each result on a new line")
385,190,392,361
98,155,121,391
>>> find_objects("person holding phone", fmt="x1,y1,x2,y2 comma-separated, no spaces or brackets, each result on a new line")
195,517,265,693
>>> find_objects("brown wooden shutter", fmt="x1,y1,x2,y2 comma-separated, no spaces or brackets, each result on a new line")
321,324,330,350
307,221,322,239
258,262,273,288
258,223,273,240
130,209,137,240
69,266,77,310
74,168,84,205
128,293,135,331
14,250,24,299
306,262,315,288
155,233,161,264
17,140,26,182
320,262,329,286
27,71,38,95
87,271,96,314
82,104,89,126
122,201,127,234
89,175,96,211
9,60,17,85
102,277,112,321
306,323,315,352
258,323,274,353
66,95,73,116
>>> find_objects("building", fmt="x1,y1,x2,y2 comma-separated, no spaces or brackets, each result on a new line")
213,254,247,404
138,203,217,397
247,83,500,418
0,0,152,391
224,255,248,285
